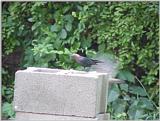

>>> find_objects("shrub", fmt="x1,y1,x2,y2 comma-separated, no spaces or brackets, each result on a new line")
2,2,159,120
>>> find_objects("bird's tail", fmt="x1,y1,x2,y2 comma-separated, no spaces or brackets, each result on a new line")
92,59,103,63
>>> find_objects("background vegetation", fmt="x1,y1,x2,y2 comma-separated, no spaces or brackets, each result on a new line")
2,2,159,120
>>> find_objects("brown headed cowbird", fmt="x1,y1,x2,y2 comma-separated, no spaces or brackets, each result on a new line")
71,54,103,68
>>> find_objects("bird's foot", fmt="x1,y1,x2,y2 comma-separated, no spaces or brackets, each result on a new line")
83,67,90,72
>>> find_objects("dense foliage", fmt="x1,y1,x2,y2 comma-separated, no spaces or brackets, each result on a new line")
2,2,159,120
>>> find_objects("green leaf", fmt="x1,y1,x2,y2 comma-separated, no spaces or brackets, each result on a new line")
2,68,8,74
86,50,96,57
81,37,91,48
112,99,127,114
64,48,71,54
31,22,41,31
52,50,63,54
2,86,6,96
83,5,88,11
53,40,62,49
72,42,80,50
119,83,128,92
65,22,72,32
140,97,154,110
129,86,147,96
2,102,15,118
64,14,74,23
60,29,67,39
72,12,77,17
78,22,85,31
51,24,60,32
98,44,105,52
108,84,120,103
114,113,127,120
123,95,131,101
28,18,34,22
117,70,135,83
128,106,144,120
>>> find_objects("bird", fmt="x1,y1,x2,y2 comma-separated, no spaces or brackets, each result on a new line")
71,54,103,69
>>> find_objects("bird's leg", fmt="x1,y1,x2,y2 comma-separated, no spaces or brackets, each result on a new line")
83,67,90,72
82,67,86,71
83,67,86,71
87,67,91,72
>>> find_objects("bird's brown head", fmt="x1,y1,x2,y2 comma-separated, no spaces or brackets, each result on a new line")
71,54,80,62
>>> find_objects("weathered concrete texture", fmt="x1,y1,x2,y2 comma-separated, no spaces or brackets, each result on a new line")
14,67,109,118
15,112,110,120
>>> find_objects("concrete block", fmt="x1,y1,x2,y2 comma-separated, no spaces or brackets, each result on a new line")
15,111,110,120
14,67,109,118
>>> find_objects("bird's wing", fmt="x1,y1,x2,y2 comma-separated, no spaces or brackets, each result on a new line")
79,57,95,67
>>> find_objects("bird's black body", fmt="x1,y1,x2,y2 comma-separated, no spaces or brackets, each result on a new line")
79,57,100,67
73,55,103,67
